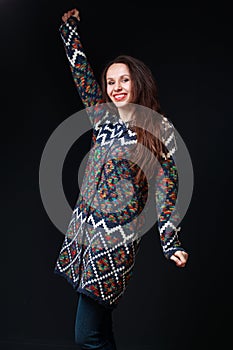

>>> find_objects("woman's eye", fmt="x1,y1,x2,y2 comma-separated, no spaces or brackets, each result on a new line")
107,81,114,85
122,78,129,83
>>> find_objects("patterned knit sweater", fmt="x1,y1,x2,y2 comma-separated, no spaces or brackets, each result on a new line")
54,16,187,309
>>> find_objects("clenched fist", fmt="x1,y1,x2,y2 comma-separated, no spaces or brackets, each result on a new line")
62,8,80,23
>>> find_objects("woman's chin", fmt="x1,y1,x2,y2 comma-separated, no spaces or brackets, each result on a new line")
113,100,129,108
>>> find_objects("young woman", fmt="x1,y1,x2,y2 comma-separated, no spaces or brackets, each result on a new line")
54,8,189,350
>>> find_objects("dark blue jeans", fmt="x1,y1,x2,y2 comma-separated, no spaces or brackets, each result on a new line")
75,293,117,349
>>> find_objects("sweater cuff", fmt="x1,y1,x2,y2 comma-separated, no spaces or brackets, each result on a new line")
164,247,187,260
68,16,80,26
59,16,80,33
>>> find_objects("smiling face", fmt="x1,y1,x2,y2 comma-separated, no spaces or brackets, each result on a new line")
106,63,133,107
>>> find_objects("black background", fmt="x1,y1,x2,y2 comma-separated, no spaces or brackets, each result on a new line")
1,1,233,350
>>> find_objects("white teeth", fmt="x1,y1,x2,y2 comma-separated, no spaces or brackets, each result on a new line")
115,94,125,100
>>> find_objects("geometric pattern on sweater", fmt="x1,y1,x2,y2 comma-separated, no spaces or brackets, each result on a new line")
55,209,141,308
54,16,186,309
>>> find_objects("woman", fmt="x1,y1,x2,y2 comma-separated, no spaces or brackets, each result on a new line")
54,8,189,350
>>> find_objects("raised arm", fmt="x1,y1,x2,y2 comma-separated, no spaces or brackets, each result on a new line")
59,9,104,117
155,116,188,267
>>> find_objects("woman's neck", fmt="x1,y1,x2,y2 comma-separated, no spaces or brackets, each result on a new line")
118,104,136,122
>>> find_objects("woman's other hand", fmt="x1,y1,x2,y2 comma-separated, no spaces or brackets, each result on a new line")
62,8,80,23
170,250,189,267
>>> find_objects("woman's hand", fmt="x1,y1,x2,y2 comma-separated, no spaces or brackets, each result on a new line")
170,250,189,267
62,8,80,23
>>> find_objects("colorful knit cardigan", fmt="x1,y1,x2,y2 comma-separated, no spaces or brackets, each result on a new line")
54,16,187,309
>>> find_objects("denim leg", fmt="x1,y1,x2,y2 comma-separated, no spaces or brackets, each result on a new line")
75,293,117,350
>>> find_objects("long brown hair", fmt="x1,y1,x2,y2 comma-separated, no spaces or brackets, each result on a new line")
101,55,165,183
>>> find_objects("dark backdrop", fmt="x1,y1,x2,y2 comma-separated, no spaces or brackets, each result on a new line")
1,1,232,350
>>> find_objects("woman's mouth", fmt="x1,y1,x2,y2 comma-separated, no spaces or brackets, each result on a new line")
113,93,127,101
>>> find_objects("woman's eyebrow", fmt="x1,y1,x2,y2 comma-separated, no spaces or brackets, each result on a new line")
106,74,130,80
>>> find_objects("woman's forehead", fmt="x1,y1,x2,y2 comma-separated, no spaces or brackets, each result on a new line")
106,63,130,78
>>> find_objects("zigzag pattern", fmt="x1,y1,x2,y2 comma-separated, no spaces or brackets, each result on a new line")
68,49,86,67
95,120,137,147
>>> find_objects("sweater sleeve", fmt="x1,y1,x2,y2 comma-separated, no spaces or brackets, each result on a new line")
155,116,187,260
59,16,104,126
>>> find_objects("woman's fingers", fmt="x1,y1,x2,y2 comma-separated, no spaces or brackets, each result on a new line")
62,8,80,23
72,8,80,21
170,251,189,267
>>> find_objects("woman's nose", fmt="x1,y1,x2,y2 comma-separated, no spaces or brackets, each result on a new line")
114,81,122,91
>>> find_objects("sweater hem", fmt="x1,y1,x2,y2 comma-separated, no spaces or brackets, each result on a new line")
77,288,117,310
54,268,118,310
